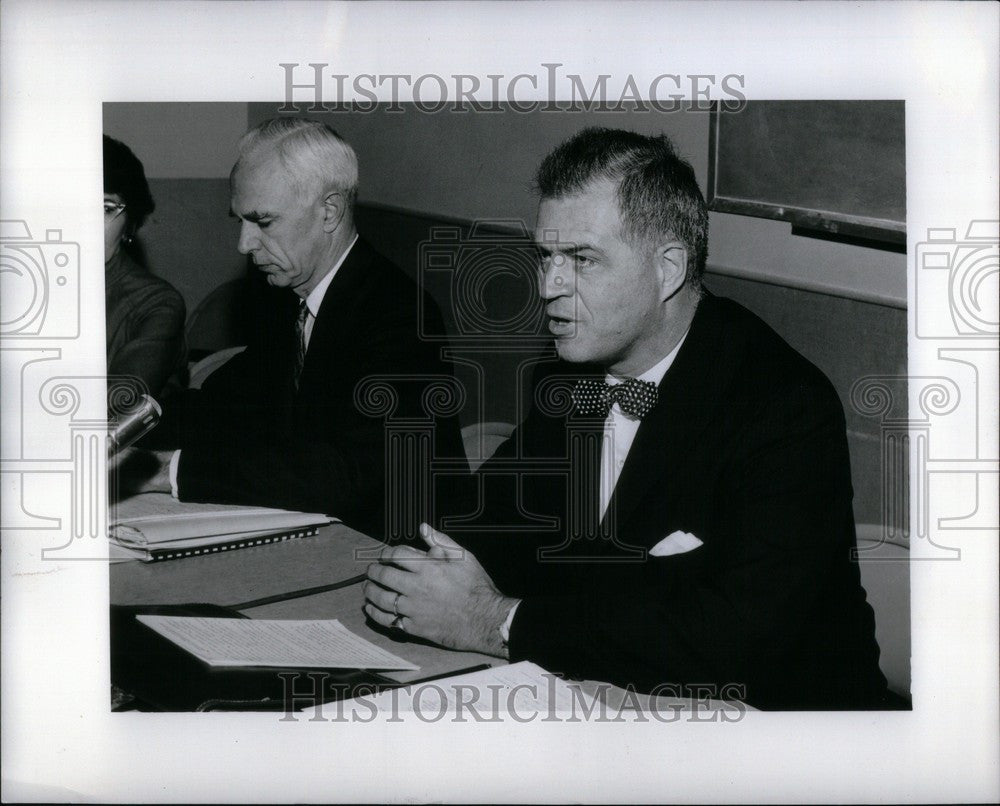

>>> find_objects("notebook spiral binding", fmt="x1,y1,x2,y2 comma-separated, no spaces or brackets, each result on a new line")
148,526,321,562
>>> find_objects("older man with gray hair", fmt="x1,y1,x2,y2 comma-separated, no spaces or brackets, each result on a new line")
129,117,463,537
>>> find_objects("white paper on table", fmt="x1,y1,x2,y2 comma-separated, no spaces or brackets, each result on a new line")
136,616,419,671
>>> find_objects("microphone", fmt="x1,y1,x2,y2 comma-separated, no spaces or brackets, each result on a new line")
108,394,161,456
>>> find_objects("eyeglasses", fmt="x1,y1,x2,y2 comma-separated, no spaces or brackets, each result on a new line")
103,201,127,220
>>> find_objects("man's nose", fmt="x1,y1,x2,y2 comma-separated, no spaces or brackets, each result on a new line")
236,221,258,255
539,255,572,300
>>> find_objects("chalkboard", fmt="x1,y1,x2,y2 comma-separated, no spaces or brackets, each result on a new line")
708,101,905,245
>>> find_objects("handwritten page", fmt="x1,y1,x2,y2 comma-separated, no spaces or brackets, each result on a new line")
341,661,596,713
136,616,419,671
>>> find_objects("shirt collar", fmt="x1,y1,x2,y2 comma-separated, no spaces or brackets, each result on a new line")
303,233,359,317
606,327,691,388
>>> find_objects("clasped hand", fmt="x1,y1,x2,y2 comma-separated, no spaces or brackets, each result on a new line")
364,523,517,658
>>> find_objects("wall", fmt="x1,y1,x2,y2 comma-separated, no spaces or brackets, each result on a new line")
103,103,250,335
249,102,907,307
702,273,906,530
104,103,247,179
106,101,907,319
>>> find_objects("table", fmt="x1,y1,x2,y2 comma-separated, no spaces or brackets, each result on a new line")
110,499,748,716
111,520,498,686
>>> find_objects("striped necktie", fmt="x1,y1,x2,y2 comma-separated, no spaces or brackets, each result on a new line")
293,299,309,390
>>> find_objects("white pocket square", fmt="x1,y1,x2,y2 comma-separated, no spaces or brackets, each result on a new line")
649,530,704,557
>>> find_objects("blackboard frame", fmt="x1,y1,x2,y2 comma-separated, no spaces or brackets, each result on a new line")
707,102,906,248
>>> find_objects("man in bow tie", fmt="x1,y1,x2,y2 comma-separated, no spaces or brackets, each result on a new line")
365,127,892,709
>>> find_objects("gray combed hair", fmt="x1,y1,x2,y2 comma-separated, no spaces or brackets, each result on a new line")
236,117,359,205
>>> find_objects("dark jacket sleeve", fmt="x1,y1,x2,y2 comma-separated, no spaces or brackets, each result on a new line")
108,284,187,398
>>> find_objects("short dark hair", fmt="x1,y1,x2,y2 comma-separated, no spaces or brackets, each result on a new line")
535,127,709,282
103,135,155,232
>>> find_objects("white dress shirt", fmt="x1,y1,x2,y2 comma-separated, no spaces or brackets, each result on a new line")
501,329,690,645
300,233,358,349
598,331,688,519
169,235,359,497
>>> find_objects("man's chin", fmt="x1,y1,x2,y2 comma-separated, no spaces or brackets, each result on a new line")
554,338,591,365
260,270,290,287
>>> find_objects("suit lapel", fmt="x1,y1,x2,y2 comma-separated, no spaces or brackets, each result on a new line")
297,239,375,390
256,283,300,400
602,294,738,539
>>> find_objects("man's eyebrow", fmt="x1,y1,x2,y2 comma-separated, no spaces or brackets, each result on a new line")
535,242,596,256
229,208,270,222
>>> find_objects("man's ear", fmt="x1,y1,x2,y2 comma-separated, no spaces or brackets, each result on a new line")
654,241,689,301
321,190,347,233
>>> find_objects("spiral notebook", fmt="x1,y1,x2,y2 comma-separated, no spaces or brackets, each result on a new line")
110,493,333,562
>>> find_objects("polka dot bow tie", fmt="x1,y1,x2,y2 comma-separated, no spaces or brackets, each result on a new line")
572,377,659,419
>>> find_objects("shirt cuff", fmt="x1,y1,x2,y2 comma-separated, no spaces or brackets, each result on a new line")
500,600,521,644
169,450,181,499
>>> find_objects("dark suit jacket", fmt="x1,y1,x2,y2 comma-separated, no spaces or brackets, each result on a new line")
445,293,890,710
150,238,465,538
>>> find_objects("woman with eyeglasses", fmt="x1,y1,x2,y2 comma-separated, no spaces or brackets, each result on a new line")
104,134,187,398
